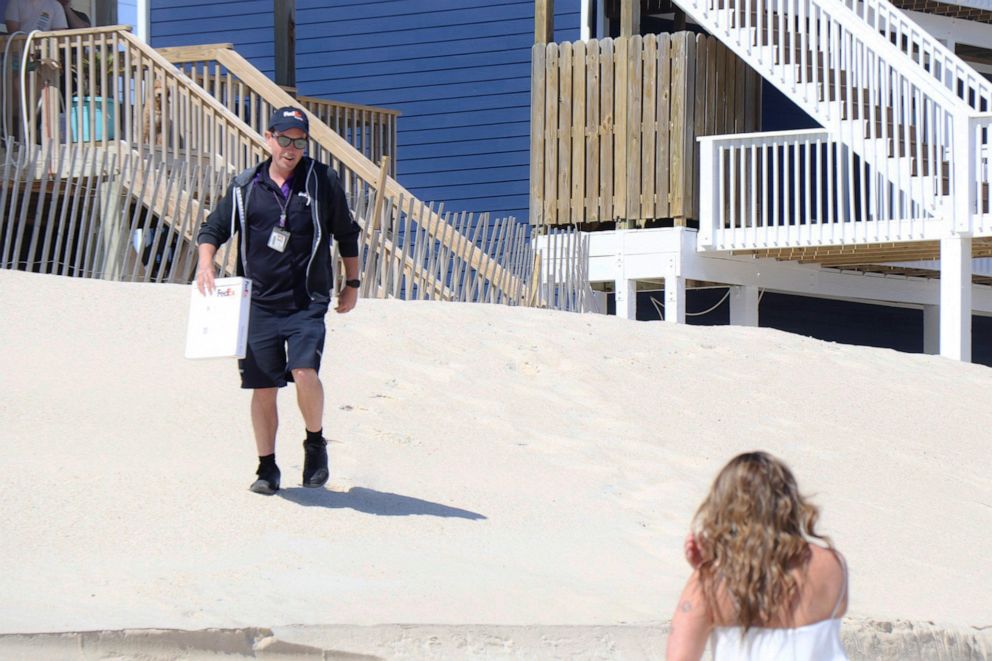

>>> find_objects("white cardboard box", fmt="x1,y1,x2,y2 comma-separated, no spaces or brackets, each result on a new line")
185,277,252,359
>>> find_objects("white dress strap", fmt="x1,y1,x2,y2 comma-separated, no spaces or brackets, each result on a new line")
830,550,848,619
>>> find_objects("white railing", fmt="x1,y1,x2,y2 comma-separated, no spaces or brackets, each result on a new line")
841,0,992,112
698,129,942,250
968,113,992,235
678,0,992,247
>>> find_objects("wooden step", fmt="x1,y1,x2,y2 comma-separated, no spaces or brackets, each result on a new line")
862,119,946,164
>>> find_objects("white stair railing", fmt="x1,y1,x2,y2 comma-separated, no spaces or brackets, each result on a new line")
966,114,992,236
676,0,990,249
841,0,992,112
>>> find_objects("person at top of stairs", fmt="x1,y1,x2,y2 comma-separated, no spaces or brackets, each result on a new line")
5,0,67,32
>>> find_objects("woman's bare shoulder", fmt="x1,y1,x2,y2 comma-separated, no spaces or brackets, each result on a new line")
803,543,848,619
808,543,846,577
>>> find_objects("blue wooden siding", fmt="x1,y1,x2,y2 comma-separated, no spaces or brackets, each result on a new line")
150,0,275,78
296,0,581,221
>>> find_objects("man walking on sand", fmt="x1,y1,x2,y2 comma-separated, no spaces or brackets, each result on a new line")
196,106,361,495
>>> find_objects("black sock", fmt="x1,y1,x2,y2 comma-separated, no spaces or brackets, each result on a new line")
306,429,323,444
258,453,276,467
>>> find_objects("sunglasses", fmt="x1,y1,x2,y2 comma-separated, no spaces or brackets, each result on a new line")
274,134,308,149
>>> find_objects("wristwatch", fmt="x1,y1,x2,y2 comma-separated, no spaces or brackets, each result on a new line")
345,279,361,289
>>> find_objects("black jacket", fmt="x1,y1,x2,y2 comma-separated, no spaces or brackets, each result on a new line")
197,157,361,302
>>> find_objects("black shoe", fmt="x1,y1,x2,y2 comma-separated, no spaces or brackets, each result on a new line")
302,438,329,488
250,462,281,495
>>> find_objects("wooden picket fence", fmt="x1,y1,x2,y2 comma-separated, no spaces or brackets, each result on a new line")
0,139,234,283
355,175,593,309
530,32,762,228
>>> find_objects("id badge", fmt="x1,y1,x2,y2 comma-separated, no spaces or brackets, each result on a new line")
268,227,290,253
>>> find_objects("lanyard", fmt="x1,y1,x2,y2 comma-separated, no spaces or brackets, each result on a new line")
271,190,290,228
256,168,293,227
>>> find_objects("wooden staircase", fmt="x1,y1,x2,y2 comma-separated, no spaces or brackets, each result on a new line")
2,27,594,309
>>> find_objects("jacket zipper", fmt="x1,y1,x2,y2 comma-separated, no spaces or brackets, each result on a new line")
303,161,319,301
237,160,320,298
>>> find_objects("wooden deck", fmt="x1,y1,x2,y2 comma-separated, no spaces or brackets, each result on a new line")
741,238,992,268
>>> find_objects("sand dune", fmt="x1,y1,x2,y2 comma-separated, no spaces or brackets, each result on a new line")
0,269,989,659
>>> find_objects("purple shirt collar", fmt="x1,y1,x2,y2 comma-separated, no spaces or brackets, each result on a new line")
257,165,295,198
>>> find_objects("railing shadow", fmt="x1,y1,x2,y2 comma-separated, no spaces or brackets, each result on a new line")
277,486,487,520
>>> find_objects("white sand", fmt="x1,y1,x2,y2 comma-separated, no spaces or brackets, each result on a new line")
0,270,990,653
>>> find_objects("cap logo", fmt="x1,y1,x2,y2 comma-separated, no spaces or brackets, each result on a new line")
283,110,304,120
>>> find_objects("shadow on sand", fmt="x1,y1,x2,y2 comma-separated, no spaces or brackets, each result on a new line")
277,486,486,520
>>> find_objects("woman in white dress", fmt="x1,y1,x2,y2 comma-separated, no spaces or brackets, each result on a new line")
666,451,848,661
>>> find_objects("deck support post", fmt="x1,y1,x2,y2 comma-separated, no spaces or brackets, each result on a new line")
939,235,972,361
94,0,117,26
665,272,685,324
620,0,640,37
923,304,939,355
729,285,759,327
535,0,555,44
615,278,637,319
275,0,296,88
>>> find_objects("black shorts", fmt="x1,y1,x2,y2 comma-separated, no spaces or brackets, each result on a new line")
239,302,329,389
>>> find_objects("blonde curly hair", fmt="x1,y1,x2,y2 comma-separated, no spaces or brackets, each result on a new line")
693,451,830,631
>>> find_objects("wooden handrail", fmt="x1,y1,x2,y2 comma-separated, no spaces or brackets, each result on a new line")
156,43,236,63
116,31,265,151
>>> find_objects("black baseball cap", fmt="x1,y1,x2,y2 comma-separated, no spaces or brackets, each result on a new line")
268,106,309,134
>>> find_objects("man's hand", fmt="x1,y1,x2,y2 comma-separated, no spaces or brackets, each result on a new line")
195,265,216,296
336,284,358,313
195,244,218,295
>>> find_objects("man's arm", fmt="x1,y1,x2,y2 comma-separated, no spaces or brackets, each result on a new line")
323,165,361,313
197,184,235,248
194,182,237,294
325,167,361,258
335,255,359,313
46,3,68,30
